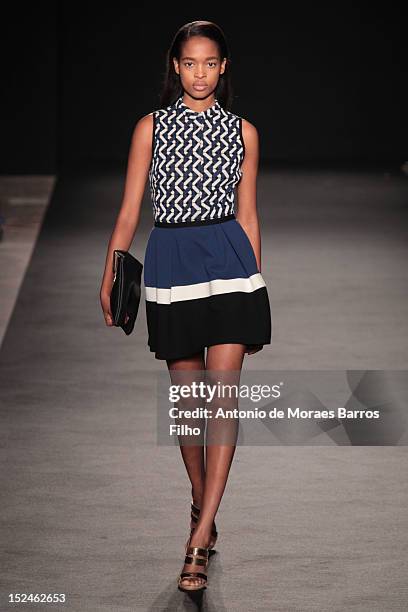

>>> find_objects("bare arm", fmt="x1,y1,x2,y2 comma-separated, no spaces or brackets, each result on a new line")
100,112,153,324
236,118,262,272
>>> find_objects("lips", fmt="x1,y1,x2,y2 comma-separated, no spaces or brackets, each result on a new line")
193,83,207,88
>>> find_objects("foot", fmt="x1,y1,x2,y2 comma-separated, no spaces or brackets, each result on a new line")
179,530,211,590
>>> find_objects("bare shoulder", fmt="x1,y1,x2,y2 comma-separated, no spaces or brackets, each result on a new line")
131,112,154,143
241,118,259,145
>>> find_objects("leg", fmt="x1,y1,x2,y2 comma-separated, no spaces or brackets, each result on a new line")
166,350,206,511
180,343,246,588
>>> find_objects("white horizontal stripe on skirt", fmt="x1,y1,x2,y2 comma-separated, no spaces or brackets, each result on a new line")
145,273,266,305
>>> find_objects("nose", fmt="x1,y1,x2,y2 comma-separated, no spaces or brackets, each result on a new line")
195,66,206,78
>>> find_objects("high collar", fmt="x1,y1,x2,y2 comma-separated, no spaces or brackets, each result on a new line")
174,95,222,118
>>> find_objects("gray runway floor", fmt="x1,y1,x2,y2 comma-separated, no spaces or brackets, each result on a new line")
1,166,407,610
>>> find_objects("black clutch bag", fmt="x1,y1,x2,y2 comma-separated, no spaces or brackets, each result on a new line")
110,250,143,335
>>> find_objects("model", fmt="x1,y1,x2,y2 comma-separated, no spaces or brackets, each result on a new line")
100,20,272,592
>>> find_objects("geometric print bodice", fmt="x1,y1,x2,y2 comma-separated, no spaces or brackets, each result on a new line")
148,95,245,224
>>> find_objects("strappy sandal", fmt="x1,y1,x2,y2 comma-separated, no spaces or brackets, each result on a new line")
185,502,218,553
178,544,209,592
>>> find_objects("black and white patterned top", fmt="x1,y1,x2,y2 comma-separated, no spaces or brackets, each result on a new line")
148,95,245,223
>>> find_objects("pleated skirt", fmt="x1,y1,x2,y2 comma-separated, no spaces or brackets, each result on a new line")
143,214,272,360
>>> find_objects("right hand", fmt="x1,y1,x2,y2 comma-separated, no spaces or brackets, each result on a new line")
100,288,114,327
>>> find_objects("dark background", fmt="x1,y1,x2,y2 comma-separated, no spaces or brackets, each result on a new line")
1,4,407,174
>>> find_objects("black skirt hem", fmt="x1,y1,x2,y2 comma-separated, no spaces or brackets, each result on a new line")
148,337,271,361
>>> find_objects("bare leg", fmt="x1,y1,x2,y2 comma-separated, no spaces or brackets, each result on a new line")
166,350,206,511
179,343,246,588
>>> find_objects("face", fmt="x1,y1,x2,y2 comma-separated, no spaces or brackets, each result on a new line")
173,36,226,100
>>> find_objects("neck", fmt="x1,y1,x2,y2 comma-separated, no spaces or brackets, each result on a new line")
182,93,216,113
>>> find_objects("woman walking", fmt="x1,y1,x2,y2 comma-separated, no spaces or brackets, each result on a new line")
100,20,271,592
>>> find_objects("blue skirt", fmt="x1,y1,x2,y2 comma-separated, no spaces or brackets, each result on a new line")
143,215,272,360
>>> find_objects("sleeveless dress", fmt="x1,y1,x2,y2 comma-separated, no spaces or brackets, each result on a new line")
143,95,272,360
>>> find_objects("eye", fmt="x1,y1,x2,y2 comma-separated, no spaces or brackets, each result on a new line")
183,61,218,68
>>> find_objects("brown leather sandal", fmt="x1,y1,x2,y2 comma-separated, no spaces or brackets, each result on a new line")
185,501,218,553
178,544,209,592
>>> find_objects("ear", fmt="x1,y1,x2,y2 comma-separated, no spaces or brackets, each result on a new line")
220,57,227,75
173,57,179,75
